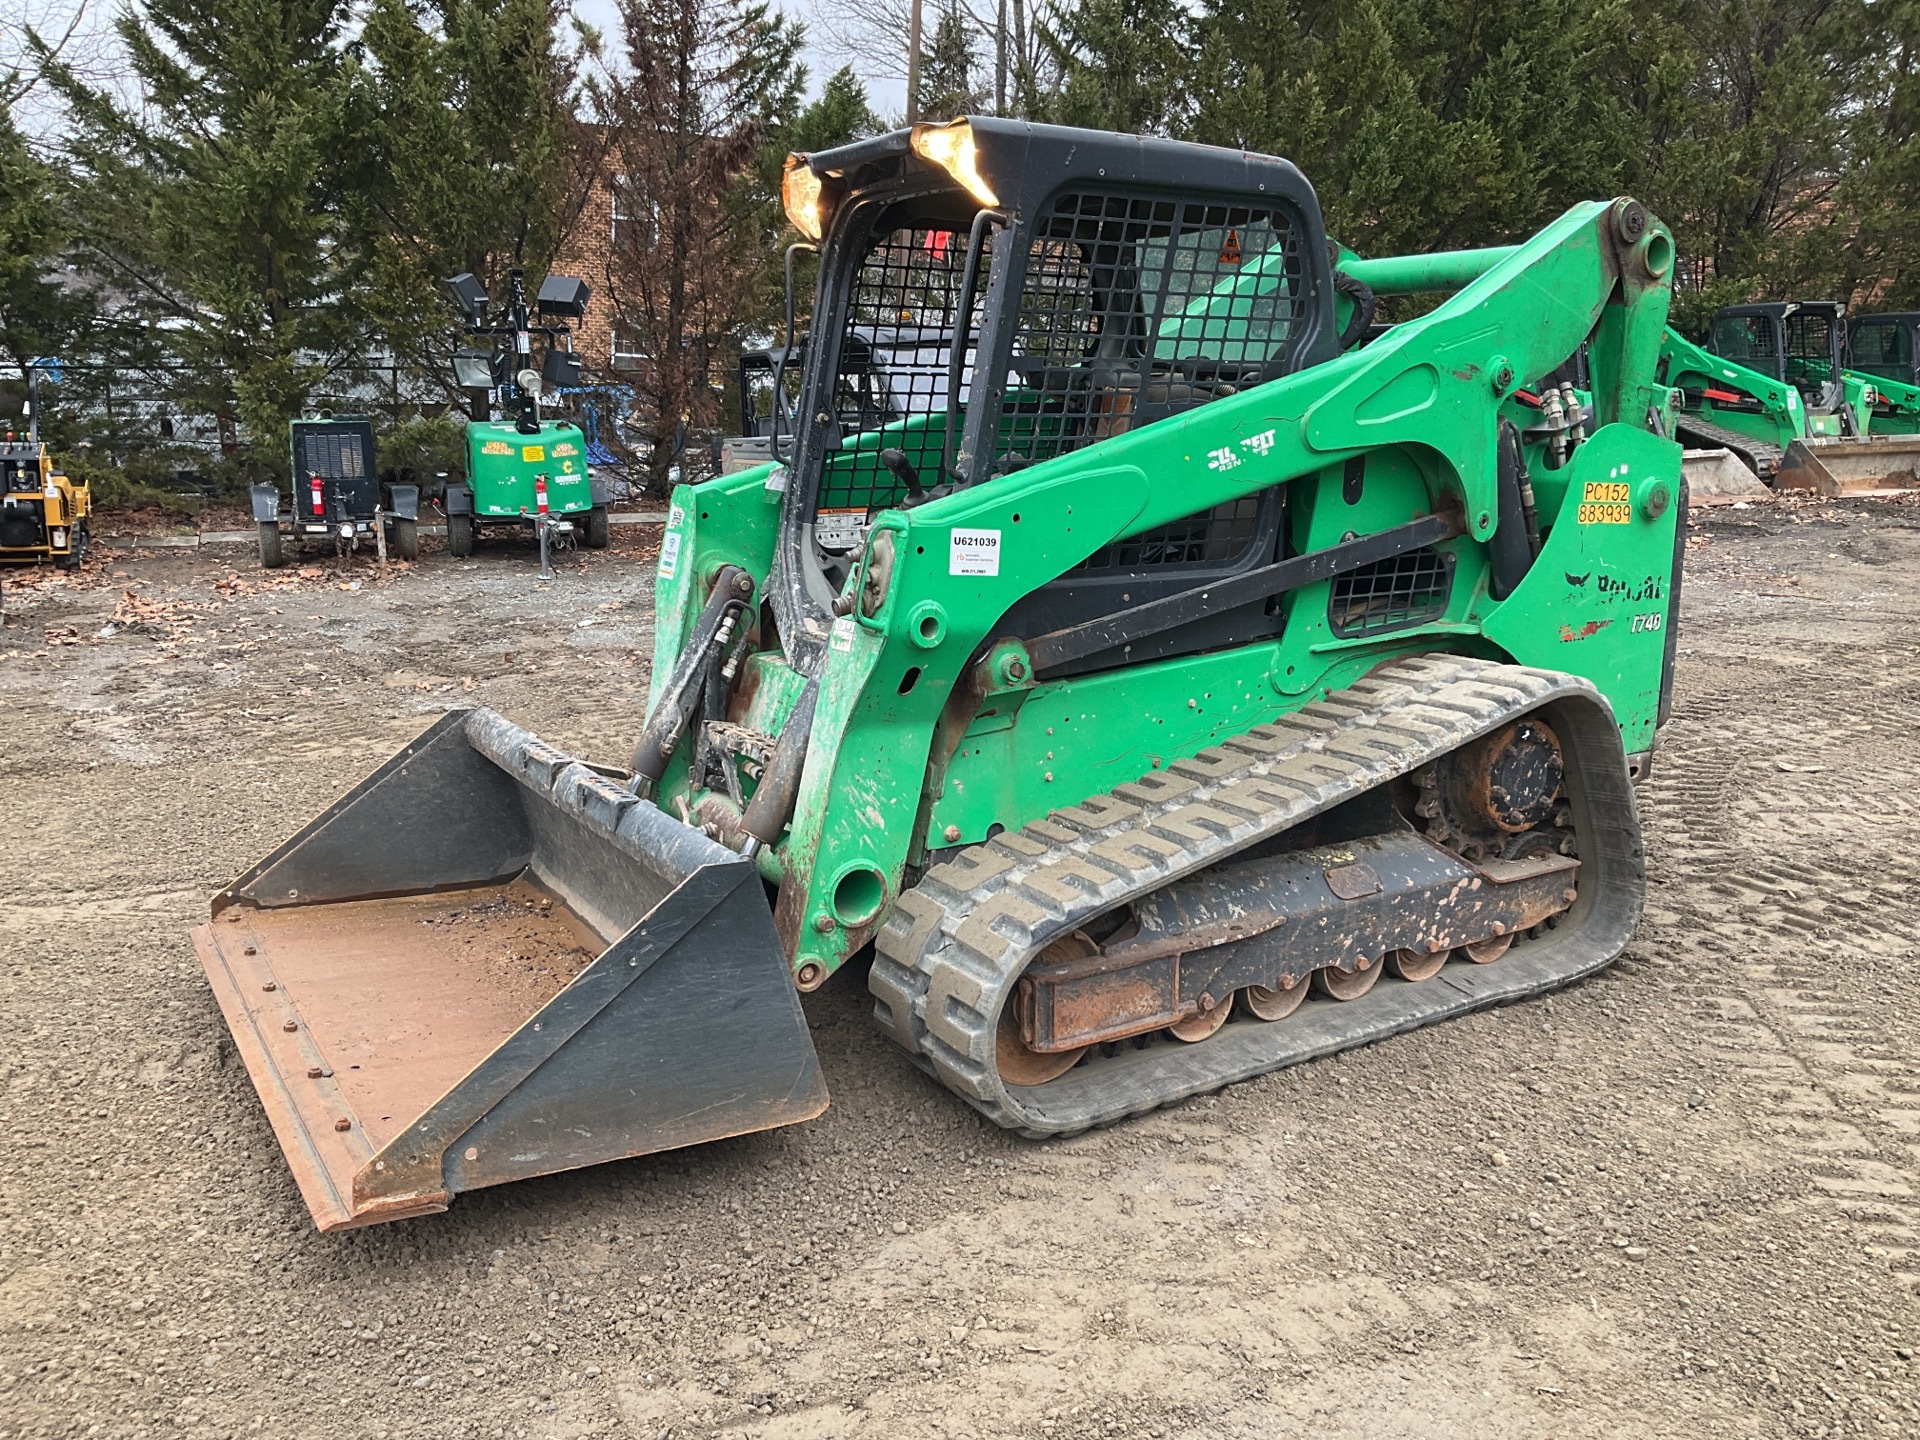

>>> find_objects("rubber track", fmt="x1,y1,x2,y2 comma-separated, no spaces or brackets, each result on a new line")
871,654,1647,1136
1675,415,1784,483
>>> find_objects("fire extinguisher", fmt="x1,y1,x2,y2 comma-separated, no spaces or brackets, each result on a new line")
534,474,549,516
309,474,325,517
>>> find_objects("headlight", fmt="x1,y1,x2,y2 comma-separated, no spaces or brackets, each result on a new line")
910,119,998,207
782,156,830,241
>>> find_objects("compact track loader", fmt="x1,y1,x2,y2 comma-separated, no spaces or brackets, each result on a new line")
1847,312,1920,437
1663,301,1920,493
195,119,1686,1231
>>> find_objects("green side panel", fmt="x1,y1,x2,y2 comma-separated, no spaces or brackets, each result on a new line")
466,420,595,517
647,466,784,715
927,639,1446,847
1480,423,1680,755
1849,369,1920,436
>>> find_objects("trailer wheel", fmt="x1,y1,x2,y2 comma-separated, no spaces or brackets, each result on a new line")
448,513,474,558
390,517,419,562
258,521,284,569
584,505,610,549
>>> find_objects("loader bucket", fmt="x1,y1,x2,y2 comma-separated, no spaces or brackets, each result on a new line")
1680,447,1770,501
1774,437,1920,496
191,709,828,1232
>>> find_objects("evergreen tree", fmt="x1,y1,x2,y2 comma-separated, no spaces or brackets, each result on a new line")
1190,0,1656,256
1036,0,1192,135
787,65,882,154
1634,0,1869,319
0,105,68,374
345,0,581,377
0,108,125,456
920,1,982,119
45,0,359,475
1841,0,1920,306
1185,0,1870,314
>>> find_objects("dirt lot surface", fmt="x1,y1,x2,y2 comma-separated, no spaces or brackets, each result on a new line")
4,500,1920,1440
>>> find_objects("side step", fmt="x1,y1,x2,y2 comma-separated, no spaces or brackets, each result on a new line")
870,656,1644,1136
194,709,827,1231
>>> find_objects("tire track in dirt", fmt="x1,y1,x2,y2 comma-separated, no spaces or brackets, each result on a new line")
1647,645,1920,1289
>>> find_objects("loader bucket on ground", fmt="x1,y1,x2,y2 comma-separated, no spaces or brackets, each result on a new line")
1774,437,1920,496
191,708,827,1232
1680,447,1770,502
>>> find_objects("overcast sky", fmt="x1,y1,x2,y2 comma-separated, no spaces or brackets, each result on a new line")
570,0,910,120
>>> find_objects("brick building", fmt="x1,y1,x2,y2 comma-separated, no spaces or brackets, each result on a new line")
551,146,647,374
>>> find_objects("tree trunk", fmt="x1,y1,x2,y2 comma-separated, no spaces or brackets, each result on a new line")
908,0,923,121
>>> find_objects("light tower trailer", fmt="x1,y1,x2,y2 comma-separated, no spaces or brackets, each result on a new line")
443,269,610,568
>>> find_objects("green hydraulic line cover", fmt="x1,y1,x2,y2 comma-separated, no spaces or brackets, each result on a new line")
1342,246,1523,296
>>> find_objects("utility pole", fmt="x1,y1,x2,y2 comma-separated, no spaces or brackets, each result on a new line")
994,0,1007,114
906,0,923,122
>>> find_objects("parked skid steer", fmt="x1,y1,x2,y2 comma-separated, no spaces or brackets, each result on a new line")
1665,301,1920,494
1847,312,1920,438
194,119,1686,1232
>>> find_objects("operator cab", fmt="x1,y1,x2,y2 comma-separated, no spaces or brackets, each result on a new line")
1709,301,1851,418
773,117,1339,669
1848,312,1920,390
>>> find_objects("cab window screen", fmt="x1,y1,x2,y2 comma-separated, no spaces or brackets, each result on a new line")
1711,315,1779,374
1853,322,1914,376
816,223,991,517
996,191,1299,573
1783,312,1837,387
993,192,1300,475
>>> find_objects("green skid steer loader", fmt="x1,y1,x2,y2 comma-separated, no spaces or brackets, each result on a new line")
193,119,1687,1232
1664,301,1920,494
1847,312,1920,438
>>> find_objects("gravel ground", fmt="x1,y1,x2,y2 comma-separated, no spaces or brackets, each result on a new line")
2,500,1918,1440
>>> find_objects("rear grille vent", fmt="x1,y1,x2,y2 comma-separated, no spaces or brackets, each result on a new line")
1328,549,1454,637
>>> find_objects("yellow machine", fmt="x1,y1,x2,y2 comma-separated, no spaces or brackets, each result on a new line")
0,362,90,569
0,436,91,569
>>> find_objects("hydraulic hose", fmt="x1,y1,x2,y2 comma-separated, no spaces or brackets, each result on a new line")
740,680,819,855
1334,269,1378,351
1488,420,1536,601
629,565,755,795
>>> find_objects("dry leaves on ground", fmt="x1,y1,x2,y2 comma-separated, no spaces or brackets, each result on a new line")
110,589,207,642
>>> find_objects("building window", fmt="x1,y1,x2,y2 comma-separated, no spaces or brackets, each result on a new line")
611,176,655,253
611,316,651,366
